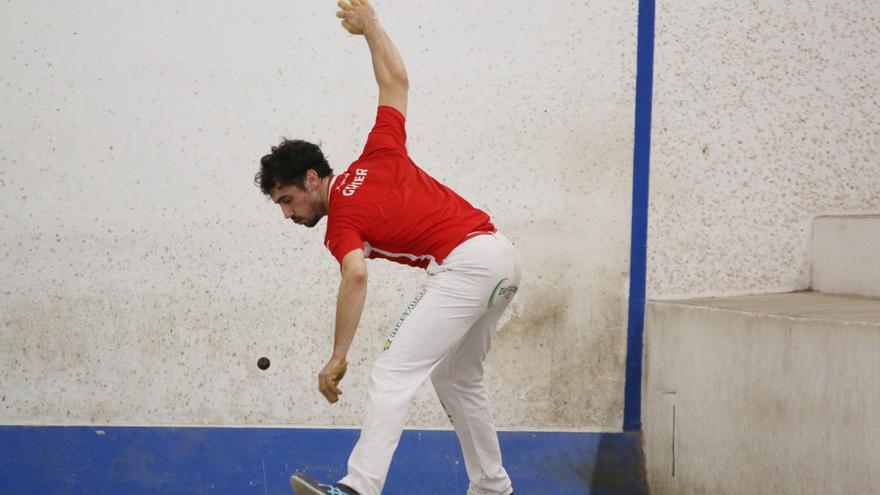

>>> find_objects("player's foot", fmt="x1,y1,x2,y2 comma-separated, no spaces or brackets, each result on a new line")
289,473,360,495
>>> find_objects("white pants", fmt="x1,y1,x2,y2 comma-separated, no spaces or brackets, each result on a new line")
339,232,522,495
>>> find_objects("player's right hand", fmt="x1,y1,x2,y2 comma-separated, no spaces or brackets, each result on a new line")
318,356,348,404
336,0,378,36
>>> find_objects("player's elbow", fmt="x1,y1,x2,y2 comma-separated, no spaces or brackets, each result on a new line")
380,71,408,93
340,249,368,285
341,261,368,286
345,267,368,286
394,72,409,91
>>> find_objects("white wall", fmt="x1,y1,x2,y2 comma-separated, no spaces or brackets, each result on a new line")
0,1,638,428
647,0,880,299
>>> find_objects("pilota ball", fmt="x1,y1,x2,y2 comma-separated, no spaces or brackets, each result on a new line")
257,357,270,370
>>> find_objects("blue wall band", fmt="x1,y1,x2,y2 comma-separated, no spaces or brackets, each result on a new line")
0,426,646,494
623,0,657,432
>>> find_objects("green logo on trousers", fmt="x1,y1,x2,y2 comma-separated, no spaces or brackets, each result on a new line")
488,278,508,309
488,278,519,309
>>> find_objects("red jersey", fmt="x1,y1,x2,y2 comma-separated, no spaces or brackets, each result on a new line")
324,106,495,269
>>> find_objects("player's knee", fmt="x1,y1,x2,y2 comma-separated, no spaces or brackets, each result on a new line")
448,373,486,393
367,355,428,396
368,359,395,389
430,368,451,394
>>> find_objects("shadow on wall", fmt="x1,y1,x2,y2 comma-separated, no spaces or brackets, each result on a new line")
588,432,648,494
510,430,647,494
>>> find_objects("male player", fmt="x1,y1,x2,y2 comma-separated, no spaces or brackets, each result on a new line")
256,2,520,494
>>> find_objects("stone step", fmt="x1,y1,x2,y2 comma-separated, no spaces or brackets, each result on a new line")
813,214,880,298
642,291,880,495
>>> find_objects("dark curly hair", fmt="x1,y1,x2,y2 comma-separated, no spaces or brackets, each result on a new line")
255,139,334,195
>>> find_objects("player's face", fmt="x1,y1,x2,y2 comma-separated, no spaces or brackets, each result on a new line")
270,182,324,228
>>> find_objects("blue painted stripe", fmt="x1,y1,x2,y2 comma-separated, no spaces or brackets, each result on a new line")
623,0,657,432
0,426,646,494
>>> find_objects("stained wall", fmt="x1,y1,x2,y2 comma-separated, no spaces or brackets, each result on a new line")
0,1,639,428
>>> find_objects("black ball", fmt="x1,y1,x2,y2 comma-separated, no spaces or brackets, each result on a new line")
257,357,270,370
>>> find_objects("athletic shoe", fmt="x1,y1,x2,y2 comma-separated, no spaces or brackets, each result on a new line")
289,473,360,495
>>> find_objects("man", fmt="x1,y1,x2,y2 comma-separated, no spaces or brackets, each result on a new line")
256,2,520,494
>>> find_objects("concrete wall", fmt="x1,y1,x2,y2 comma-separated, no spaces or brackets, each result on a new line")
0,1,638,428
642,2,880,493
647,0,880,299
643,294,880,495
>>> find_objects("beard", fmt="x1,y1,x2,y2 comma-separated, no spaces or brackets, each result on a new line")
303,215,321,228
295,201,325,228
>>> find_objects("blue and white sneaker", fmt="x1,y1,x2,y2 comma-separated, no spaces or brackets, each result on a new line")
289,473,360,495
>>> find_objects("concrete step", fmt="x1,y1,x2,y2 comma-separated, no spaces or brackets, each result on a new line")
642,291,880,495
813,214,880,298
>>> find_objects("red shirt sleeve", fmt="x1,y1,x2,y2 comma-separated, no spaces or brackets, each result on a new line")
325,199,371,264
360,106,407,158
325,225,365,265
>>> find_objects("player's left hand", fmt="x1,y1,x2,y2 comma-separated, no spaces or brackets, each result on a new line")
318,356,348,404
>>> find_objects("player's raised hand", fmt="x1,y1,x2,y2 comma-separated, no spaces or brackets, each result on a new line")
318,356,348,404
336,0,378,35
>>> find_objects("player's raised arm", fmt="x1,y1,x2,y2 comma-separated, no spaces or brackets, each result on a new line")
336,0,409,118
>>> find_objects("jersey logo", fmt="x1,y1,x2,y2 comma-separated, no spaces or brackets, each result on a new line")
334,173,349,191
342,168,368,197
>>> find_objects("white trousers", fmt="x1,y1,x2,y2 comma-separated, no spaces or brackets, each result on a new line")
339,232,522,495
